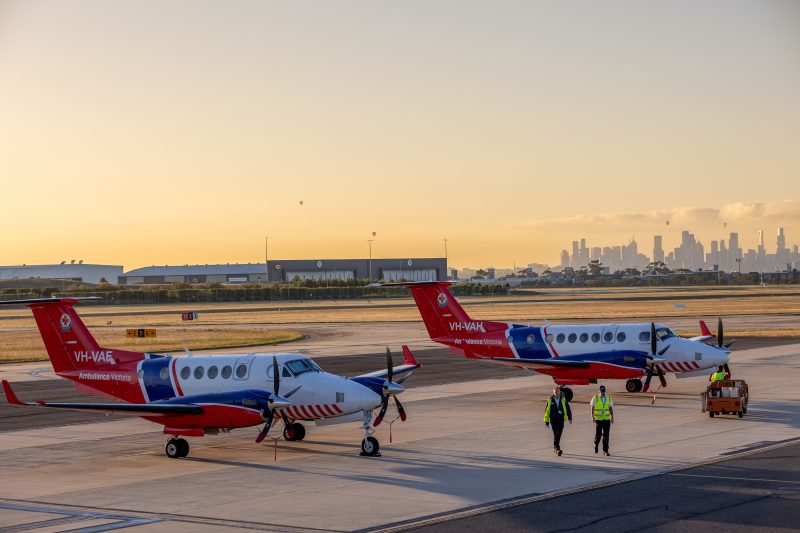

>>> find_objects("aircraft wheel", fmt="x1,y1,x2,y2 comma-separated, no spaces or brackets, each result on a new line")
738,412,744,418
176,438,190,457
361,436,380,456
709,412,715,418
165,438,181,458
283,424,298,441
292,423,306,441
626,379,642,393
561,387,574,402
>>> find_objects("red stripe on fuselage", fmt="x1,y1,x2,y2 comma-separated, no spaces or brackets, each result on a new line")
543,326,559,357
332,404,343,414
171,358,184,397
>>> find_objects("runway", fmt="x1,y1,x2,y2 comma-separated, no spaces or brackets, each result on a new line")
1,340,798,531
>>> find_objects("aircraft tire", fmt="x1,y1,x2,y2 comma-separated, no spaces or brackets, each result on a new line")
709,412,715,418
176,438,190,457
292,423,306,441
283,424,298,441
561,387,574,402
361,436,380,456
165,439,181,458
626,379,642,393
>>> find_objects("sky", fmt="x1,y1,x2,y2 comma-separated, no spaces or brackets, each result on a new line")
1,0,798,269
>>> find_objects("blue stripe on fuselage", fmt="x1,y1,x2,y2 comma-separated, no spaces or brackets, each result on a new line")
142,357,176,402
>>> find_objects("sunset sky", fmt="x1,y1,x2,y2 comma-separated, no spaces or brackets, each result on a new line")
1,1,798,269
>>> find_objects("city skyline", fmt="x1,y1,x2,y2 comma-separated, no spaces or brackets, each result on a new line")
560,226,800,274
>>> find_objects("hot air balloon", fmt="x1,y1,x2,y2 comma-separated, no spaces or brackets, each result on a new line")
371,231,376,237
665,220,670,226
299,200,304,207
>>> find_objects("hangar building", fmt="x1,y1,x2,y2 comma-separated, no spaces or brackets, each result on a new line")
0,263,123,284
118,258,447,284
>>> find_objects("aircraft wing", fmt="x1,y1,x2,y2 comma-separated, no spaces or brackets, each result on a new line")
490,357,590,369
354,346,421,384
2,380,203,416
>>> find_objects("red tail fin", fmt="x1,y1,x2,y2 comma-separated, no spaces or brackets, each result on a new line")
699,320,713,337
404,282,506,341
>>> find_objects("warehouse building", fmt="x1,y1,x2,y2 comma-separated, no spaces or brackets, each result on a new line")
118,258,447,284
0,263,123,284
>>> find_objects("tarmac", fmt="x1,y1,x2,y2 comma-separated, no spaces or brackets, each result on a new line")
0,340,798,531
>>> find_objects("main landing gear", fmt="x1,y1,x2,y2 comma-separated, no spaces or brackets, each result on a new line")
626,379,644,393
360,409,381,457
283,422,306,441
165,437,189,459
559,387,574,402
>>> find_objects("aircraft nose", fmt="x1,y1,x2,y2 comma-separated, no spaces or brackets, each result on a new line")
346,380,382,411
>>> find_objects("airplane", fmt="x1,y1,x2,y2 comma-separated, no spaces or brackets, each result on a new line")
0,297,420,458
377,281,730,400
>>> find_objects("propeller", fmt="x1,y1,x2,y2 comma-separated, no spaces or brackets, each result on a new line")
373,347,407,426
717,318,733,375
643,322,669,393
255,356,291,443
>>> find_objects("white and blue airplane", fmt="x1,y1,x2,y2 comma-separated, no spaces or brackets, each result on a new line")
1,297,420,458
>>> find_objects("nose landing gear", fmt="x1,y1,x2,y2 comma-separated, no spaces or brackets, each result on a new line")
359,409,381,457
165,437,189,458
283,422,306,441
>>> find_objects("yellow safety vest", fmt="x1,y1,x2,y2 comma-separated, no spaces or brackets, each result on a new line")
711,371,727,382
593,395,612,420
543,396,568,423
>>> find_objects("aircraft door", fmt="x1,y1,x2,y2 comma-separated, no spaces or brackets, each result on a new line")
233,356,254,380
601,325,617,344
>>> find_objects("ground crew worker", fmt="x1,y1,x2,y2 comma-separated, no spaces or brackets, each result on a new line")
709,366,728,382
544,386,572,455
590,385,613,456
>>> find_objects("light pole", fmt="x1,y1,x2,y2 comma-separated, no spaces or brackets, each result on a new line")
367,239,374,281
265,236,269,283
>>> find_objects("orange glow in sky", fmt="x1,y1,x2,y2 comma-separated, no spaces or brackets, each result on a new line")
1,1,798,269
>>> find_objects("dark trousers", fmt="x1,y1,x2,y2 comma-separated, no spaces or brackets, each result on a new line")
550,421,564,450
594,420,611,452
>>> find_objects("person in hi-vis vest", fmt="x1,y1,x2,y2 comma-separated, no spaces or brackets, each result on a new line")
590,385,614,456
544,387,572,456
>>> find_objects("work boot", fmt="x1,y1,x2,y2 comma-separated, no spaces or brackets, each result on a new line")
557,449,563,456
603,451,610,456
594,442,599,454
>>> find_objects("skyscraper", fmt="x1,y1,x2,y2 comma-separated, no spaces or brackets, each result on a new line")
653,235,664,263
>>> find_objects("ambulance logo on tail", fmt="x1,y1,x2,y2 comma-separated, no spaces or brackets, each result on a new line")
437,293,448,308
60,313,72,333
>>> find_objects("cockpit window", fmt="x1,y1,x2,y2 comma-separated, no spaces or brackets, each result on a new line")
656,327,677,340
285,359,319,376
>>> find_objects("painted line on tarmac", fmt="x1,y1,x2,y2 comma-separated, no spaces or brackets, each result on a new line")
364,436,800,533
0,501,160,531
667,472,800,485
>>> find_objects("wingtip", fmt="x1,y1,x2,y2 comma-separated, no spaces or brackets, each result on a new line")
1,380,25,406
401,345,420,367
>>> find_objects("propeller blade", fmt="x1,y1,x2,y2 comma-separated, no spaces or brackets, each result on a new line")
386,346,393,384
255,410,275,443
373,397,389,426
642,366,654,393
724,340,736,349
657,366,667,388
394,396,407,422
658,344,671,356
650,322,657,355
718,318,724,348
272,355,280,396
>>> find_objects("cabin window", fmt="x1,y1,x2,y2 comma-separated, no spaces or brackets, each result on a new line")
207,365,218,379
194,366,205,379
159,367,169,381
639,331,650,342
235,364,248,379
180,366,190,380
568,333,577,343
556,333,566,343
282,366,292,378
221,365,232,379
580,333,588,343
286,359,317,376
617,332,627,342
546,333,554,343
591,332,600,343
604,331,614,342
